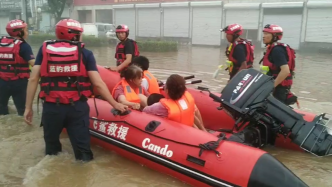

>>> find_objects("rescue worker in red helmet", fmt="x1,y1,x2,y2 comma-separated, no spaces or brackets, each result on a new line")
0,19,35,116
221,23,255,81
23,19,128,162
261,24,298,106
107,24,140,73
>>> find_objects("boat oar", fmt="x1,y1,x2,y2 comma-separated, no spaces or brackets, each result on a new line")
159,75,195,86
159,79,202,89
183,75,195,80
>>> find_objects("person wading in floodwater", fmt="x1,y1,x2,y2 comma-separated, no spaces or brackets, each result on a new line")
23,18,128,162
221,23,255,82
0,19,35,116
106,24,140,77
261,24,299,107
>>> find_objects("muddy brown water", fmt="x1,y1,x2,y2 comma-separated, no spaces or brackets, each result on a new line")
0,45,331,187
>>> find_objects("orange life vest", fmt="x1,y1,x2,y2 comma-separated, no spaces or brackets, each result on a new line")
143,70,160,94
0,36,30,81
112,79,144,103
160,91,195,126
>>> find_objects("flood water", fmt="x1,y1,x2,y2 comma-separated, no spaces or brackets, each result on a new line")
1,45,332,187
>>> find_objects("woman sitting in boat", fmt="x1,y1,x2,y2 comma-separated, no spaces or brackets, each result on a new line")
112,65,149,110
143,75,206,131
132,56,160,94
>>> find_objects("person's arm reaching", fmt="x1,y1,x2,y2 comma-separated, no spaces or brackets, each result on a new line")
88,71,127,111
85,51,128,112
117,54,132,71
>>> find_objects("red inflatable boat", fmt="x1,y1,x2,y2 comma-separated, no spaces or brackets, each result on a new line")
83,66,312,187
88,98,307,187
93,65,332,157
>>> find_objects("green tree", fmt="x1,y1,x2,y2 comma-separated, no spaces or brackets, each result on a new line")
47,0,72,22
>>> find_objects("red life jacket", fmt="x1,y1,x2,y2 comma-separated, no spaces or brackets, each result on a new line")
226,38,255,69
262,42,296,87
39,40,92,104
115,39,140,65
0,36,30,81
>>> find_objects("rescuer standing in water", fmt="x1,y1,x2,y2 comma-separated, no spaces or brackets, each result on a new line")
107,25,140,75
0,19,35,116
221,23,255,82
24,19,128,162
261,24,298,107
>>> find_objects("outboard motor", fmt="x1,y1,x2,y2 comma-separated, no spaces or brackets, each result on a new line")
217,68,332,156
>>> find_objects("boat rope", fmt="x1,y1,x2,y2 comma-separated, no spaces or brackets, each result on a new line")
90,118,228,157
198,133,226,157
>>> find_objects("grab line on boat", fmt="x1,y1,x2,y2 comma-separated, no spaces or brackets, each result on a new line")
90,129,238,187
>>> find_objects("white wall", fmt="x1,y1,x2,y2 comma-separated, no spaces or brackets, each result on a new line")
72,0,332,46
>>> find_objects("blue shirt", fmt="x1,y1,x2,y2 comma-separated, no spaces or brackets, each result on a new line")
269,45,288,67
232,44,246,67
34,46,98,71
19,42,35,61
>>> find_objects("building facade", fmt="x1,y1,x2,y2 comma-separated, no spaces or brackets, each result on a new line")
71,0,332,49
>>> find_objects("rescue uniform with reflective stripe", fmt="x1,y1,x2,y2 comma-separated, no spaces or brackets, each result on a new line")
160,91,195,126
112,79,144,103
0,36,30,81
39,40,92,104
225,39,254,78
34,41,95,161
261,42,295,87
260,42,297,105
143,70,160,94
0,36,33,116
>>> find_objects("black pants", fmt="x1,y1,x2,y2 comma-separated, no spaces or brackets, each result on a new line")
273,85,298,106
0,78,28,116
41,100,93,161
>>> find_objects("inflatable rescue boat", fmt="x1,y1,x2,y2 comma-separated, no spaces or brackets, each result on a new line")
93,65,332,157
84,66,311,187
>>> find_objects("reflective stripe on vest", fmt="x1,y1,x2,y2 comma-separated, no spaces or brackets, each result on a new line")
160,91,195,126
226,39,254,73
261,42,295,87
112,79,142,103
143,70,160,94
0,37,30,80
39,40,92,104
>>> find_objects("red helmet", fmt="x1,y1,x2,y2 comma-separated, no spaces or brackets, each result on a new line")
55,19,83,40
116,24,129,33
221,24,243,36
6,19,27,37
263,24,283,40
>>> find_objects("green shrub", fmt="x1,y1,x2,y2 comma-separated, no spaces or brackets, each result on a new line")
137,40,178,52
27,34,178,52
27,34,108,47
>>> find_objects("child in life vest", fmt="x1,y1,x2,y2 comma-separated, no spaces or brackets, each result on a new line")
132,56,160,94
112,65,150,110
144,76,206,132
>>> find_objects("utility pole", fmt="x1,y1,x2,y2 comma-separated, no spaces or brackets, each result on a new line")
21,0,28,21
